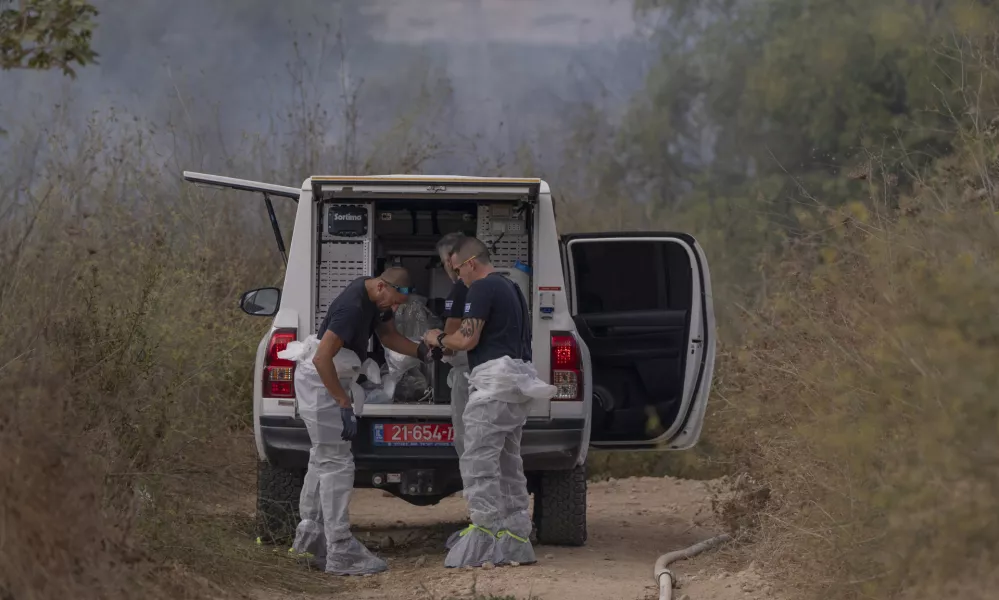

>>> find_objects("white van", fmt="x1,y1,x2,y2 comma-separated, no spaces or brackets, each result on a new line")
183,172,717,547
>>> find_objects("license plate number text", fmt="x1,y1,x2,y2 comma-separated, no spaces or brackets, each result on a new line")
372,423,454,447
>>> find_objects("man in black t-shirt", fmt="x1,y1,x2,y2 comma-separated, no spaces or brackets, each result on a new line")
312,268,432,408
436,232,470,336
292,266,432,575
435,232,471,457
423,236,550,569
426,237,531,370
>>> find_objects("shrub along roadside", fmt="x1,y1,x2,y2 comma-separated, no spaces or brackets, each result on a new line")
678,141,999,598
0,76,452,595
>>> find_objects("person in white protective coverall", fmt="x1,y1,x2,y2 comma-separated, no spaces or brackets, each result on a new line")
289,267,434,575
423,236,556,569
434,232,472,458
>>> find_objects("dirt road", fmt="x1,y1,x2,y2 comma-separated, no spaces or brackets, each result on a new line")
250,476,778,600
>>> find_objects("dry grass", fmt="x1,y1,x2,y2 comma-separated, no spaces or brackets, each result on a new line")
3,21,998,600
547,40,999,600
694,137,999,597
0,110,307,598
0,25,455,594
564,143,999,598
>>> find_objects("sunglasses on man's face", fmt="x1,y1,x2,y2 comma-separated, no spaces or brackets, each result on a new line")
380,279,413,295
452,254,480,272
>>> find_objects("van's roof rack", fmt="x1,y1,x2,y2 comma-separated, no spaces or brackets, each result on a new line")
311,175,540,184
311,175,544,202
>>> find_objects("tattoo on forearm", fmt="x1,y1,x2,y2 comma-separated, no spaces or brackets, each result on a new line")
458,318,482,339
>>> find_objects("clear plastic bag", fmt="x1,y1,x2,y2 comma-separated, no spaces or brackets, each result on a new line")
392,294,442,341
395,368,430,403
364,388,393,405
360,379,392,405
382,294,438,403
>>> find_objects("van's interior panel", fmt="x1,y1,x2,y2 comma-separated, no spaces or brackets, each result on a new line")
569,239,694,442
314,198,532,406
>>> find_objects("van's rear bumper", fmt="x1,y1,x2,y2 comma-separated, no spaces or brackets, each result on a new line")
258,415,584,475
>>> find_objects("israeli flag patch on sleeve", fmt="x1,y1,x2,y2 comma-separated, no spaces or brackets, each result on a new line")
464,302,472,314
445,300,453,311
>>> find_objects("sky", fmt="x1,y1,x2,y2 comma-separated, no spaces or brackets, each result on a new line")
1,0,657,177
362,0,639,45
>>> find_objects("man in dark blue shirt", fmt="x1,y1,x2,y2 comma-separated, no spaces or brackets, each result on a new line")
454,263,531,371
427,238,530,368
423,236,550,569
292,266,432,575
435,232,472,457
436,232,470,335
312,268,432,413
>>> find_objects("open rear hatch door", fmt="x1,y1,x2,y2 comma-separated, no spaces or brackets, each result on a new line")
183,171,300,264
563,232,716,450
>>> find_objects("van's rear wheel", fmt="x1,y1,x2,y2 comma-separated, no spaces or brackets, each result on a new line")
256,461,304,544
533,464,587,546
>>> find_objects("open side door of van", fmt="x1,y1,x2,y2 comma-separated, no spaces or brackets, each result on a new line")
183,171,301,265
562,232,716,451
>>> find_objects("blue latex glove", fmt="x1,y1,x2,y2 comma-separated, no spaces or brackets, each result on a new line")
340,406,357,441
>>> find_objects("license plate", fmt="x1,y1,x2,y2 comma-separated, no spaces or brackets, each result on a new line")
372,423,454,447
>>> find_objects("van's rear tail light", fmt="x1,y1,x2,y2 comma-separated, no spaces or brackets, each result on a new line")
265,328,297,398
550,333,581,401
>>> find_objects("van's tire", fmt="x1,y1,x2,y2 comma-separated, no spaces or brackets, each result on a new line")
533,464,587,546
256,461,304,544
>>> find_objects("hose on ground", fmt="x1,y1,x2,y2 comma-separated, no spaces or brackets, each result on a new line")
654,533,732,600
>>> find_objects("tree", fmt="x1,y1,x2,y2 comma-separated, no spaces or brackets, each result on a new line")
0,0,98,76
588,0,999,226
624,0,987,193
567,0,999,301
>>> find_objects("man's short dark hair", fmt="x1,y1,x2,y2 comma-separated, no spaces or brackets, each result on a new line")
436,232,466,256
450,236,491,265
378,266,411,287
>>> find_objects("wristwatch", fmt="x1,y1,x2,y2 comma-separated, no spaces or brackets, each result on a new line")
437,331,447,348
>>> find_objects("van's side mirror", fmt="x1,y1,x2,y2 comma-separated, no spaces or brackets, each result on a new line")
239,287,281,317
